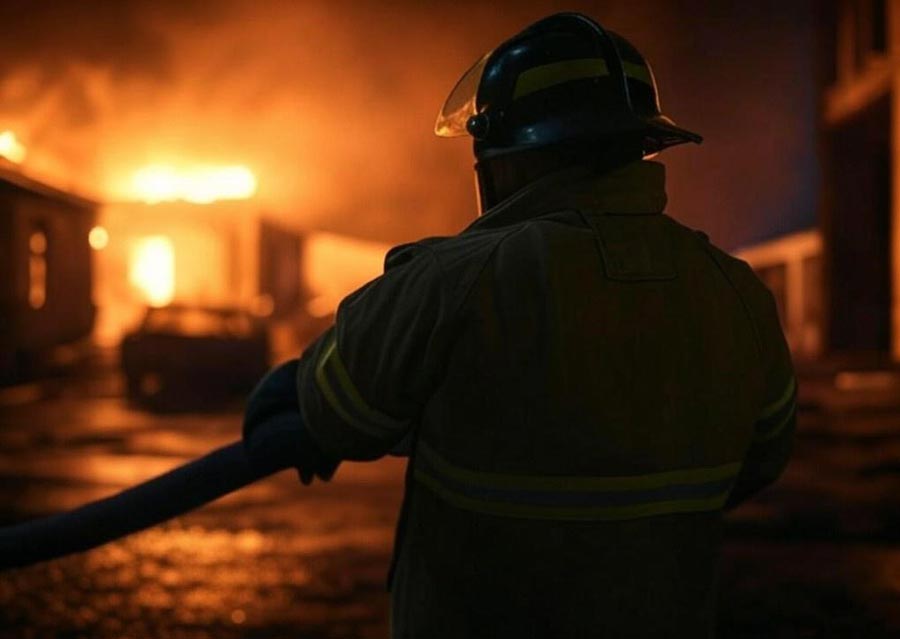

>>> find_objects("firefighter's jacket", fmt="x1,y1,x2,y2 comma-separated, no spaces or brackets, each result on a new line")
295,159,797,638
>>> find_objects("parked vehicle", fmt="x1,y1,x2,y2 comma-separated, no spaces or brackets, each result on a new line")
121,304,269,411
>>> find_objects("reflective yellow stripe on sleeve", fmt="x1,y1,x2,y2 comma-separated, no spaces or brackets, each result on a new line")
754,376,797,443
759,376,797,420
414,441,741,521
314,331,408,439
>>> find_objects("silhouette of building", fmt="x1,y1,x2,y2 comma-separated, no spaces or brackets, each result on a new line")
0,163,97,384
737,0,899,365
819,0,896,363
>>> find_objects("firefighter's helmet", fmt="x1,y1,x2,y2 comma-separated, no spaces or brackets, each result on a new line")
435,12,702,159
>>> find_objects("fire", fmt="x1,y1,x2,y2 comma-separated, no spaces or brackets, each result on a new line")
302,232,393,317
0,130,26,164
89,226,109,250
129,236,175,307
130,165,257,204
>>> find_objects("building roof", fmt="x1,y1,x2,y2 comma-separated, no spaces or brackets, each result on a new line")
0,161,98,210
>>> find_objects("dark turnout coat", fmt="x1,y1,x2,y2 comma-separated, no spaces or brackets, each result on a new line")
296,160,797,638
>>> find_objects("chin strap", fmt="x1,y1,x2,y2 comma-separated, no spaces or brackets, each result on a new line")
0,440,273,571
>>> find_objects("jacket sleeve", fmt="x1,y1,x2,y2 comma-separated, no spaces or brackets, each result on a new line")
295,244,455,461
725,281,797,509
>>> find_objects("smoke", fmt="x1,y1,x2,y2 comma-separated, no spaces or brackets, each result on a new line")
0,0,505,240
0,0,816,247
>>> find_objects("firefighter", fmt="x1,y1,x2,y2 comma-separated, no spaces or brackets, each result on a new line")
244,12,797,638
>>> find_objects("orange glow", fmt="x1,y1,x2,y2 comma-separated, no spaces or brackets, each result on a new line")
302,232,392,316
306,295,336,319
89,225,109,250
29,230,47,254
231,609,247,624
0,130,26,163
129,236,175,307
250,293,275,318
28,230,47,309
130,165,257,204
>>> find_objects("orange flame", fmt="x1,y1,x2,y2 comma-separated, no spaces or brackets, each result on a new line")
0,130,26,163
129,236,175,307
130,165,257,204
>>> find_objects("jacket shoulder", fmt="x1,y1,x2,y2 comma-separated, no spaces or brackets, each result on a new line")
697,232,771,303
383,236,450,271
668,221,762,295
690,226,783,356
385,228,519,276
381,228,520,319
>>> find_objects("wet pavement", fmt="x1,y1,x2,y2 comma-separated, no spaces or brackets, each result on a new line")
1,368,900,638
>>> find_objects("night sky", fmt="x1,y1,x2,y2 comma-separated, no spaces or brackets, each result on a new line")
0,0,817,251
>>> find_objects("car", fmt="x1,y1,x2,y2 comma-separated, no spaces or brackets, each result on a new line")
121,304,270,411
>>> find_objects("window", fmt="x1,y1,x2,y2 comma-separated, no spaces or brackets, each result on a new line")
129,235,175,307
28,228,47,309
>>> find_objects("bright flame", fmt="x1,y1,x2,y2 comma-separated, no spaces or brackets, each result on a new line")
130,165,257,204
89,226,109,250
0,130,26,163
130,236,175,307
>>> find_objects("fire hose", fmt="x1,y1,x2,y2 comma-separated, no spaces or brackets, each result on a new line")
0,359,339,571
0,439,268,570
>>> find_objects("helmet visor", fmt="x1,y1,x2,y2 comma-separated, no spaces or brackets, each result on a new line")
435,52,491,137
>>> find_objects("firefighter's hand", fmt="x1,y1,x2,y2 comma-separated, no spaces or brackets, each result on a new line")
243,359,340,484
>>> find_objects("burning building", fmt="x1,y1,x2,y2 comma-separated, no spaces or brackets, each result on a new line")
2,135,391,386
0,160,97,384
94,177,391,362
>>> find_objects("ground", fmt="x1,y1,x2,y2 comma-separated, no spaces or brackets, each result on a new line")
1,366,899,638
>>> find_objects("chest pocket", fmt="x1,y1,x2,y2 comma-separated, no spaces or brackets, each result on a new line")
580,211,677,282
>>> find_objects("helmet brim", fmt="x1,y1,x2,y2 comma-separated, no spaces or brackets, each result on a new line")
646,114,703,146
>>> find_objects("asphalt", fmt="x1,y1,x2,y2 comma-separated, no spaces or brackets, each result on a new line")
0,365,899,638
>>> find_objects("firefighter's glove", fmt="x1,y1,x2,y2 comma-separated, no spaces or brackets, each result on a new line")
243,358,340,485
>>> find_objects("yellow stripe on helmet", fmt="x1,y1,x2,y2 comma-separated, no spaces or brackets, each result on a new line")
513,57,653,100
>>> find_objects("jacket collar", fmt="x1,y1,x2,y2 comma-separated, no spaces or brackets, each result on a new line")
464,160,668,233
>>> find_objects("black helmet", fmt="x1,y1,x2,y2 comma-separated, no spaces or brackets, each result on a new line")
435,12,702,160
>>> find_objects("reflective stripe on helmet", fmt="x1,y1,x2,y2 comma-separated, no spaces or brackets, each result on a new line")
315,331,408,439
754,377,797,443
513,57,653,101
414,441,740,521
